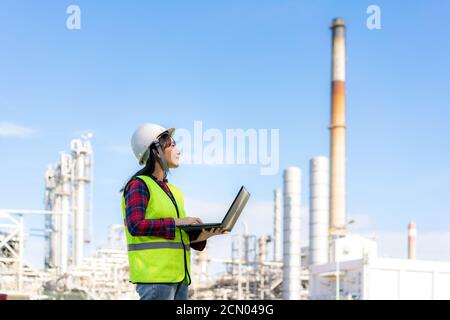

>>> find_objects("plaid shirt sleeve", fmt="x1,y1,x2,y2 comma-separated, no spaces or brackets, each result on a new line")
124,178,176,240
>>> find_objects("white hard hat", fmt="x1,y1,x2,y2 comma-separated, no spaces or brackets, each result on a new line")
131,124,175,165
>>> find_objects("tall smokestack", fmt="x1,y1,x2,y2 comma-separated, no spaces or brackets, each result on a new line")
309,157,330,266
329,18,347,238
273,189,282,262
283,167,302,300
408,221,417,260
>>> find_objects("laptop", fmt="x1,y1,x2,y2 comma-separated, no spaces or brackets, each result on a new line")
178,186,250,232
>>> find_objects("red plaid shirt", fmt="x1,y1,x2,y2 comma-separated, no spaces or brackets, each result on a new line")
124,176,206,251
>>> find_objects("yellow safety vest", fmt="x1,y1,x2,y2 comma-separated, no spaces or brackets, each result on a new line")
121,175,191,284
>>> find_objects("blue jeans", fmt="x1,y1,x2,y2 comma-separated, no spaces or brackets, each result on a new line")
136,279,189,300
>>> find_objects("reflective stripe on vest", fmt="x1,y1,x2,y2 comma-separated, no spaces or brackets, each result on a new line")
128,242,191,251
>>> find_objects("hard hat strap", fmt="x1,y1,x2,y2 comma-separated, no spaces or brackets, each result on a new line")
154,141,169,179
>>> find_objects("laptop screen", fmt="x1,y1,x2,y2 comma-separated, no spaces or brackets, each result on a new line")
222,186,250,230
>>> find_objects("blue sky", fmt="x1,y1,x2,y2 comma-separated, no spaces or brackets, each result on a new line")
1,1,450,269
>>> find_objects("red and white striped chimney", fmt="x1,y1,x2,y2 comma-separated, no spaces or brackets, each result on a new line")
329,18,347,238
408,221,417,260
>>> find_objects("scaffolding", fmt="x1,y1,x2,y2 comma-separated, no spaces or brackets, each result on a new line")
189,229,310,300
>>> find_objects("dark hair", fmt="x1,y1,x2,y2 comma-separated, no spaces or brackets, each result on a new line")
121,133,173,193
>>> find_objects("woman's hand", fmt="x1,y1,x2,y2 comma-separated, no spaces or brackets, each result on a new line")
191,228,228,243
174,217,203,226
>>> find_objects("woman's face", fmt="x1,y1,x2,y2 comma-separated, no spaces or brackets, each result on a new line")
163,138,180,168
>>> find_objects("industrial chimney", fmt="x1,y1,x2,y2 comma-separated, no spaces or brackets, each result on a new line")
408,221,417,260
273,189,282,262
283,167,302,300
329,18,347,238
309,157,330,266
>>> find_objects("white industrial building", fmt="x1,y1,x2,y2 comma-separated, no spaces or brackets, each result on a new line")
310,235,450,300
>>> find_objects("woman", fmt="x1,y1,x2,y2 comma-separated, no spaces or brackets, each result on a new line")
121,123,226,300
